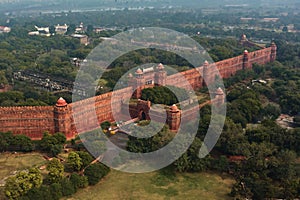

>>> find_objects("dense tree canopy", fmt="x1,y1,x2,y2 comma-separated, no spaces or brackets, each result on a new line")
141,86,189,105
39,132,66,156
46,158,64,184
5,168,42,200
84,163,110,186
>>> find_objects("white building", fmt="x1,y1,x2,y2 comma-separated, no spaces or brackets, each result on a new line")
28,26,51,36
0,26,11,33
55,24,68,35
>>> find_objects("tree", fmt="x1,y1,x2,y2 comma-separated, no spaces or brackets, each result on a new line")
5,168,42,200
11,134,33,152
5,176,22,200
282,26,288,32
53,132,66,145
141,86,189,105
211,155,229,172
67,152,83,172
84,163,110,185
127,123,174,153
0,132,14,152
86,25,94,33
60,178,76,196
100,121,111,130
49,25,56,35
66,24,76,35
39,132,64,156
24,185,52,200
49,183,63,200
209,45,234,61
0,70,8,86
76,151,93,169
173,137,210,172
262,103,281,120
46,158,64,184
70,173,88,189
217,118,247,155
50,144,63,157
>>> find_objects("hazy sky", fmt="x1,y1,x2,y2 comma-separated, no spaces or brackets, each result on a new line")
0,0,298,13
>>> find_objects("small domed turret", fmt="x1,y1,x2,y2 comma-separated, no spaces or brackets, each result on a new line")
216,87,224,95
203,60,209,66
170,104,179,112
56,97,67,107
135,68,143,75
244,50,248,55
128,73,133,78
157,63,164,70
241,34,247,40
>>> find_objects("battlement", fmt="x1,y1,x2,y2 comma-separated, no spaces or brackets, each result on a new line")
0,43,276,139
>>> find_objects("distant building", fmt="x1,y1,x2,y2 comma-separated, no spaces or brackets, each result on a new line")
75,22,85,33
71,34,89,45
240,17,254,22
281,24,296,33
239,34,262,48
55,24,68,35
28,26,51,37
0,26,11,33
93,27,105,34
261,18,279,22
93,27,119,34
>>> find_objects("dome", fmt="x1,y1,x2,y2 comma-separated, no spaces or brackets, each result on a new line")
216,87,224,95
170,104,179,112
157,63,164,70
241,34,247,39
135,68,143,75
128,73,133,78
56,97,67,107
244,50,248,54
271,41,276,46
203,60,209,66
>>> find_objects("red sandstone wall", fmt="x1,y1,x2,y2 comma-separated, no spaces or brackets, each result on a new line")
216,55,244,79
69,87,133,135
167,47,272,88
0,106,55,139
248,47,272,65
166,67,203,90
0,47,274,140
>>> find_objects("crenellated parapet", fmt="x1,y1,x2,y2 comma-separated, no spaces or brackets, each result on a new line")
0,105,55,139
0,41,276,139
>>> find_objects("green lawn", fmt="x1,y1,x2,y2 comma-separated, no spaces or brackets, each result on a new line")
0,153,234,200
65,169,234,200
0,152,46,199
0,153,46,181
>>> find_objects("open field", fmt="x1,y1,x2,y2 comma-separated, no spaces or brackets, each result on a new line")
0,152,46,199
65,169,234,200
0,152,46,181
0,153,235,200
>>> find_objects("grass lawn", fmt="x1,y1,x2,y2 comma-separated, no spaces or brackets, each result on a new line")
0,152,46,181
0,152,46,199
65,169,234,200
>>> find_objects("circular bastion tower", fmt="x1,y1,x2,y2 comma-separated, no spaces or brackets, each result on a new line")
54,97,72,138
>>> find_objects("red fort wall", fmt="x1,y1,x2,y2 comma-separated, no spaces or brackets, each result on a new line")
0,106,55,139
0,45,276,139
